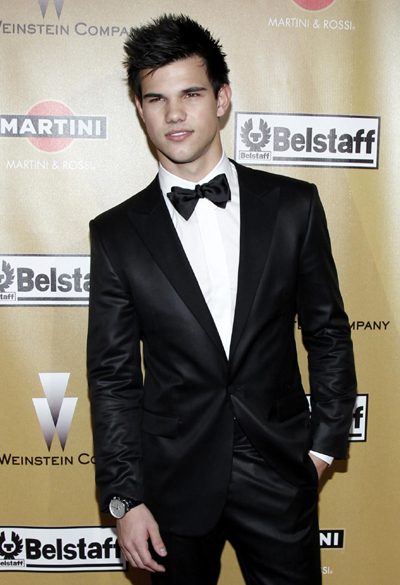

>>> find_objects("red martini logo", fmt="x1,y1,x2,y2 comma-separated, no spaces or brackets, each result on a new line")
0,101,106,152
292,0,336,9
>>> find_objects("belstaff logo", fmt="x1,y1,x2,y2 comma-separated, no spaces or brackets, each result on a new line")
0,526,126,572
0,101,107,153
0,261,14,293
292,0,336,10
33,373,77,451
240,119,271,152
38,0,66,19
0,532,23,561
235,112,380,168
0,255,90,306
349,394,368,442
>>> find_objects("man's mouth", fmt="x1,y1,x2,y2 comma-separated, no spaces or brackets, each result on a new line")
166,130,193,140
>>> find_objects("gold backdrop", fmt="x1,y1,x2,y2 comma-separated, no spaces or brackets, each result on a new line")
1,1,399,583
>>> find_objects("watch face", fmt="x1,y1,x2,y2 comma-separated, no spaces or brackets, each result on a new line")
109,498,125,519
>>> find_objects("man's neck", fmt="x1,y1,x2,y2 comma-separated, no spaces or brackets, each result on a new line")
159,153,227,189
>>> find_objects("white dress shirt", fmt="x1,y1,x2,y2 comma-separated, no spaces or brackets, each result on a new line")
159,153,240,357
158,153,332,467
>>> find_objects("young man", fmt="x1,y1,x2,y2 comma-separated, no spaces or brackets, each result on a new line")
88,14,357,585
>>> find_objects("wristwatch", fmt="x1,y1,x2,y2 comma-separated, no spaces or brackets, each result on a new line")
109,496,142,519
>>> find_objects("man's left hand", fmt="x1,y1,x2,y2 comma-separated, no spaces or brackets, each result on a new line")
309,453,328,480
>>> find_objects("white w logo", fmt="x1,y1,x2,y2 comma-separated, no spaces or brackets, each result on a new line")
33,373,77,450
38,0,66,19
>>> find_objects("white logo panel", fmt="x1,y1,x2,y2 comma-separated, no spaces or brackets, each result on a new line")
0,526,126,572
0,255,89,306
235,112,380,168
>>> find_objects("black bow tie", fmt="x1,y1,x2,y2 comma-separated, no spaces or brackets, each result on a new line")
167,173,231,220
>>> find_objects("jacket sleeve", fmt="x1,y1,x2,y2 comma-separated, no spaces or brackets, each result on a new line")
87,219,144,511
296,185,357,459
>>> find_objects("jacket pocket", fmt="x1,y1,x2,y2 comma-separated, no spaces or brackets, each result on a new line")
141,409,179,438
276,390,309,422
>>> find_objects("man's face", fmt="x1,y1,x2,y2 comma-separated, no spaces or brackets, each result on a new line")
135,56,231,180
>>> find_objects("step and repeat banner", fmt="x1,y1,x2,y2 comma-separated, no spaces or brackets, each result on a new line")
1,1,399,583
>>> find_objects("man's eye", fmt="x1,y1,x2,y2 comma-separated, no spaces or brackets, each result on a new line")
185,93,199,98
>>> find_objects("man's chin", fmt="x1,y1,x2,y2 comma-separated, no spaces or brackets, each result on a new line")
161,151,198,165
158,151,202,169
157,144,218,177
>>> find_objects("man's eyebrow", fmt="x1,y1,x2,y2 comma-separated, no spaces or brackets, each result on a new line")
143,87,208,100
181,86,207,94
143,92,164,100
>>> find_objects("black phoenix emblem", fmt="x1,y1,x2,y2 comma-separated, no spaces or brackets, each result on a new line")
0,260,15,292
0,531,23,560
240,118,271,151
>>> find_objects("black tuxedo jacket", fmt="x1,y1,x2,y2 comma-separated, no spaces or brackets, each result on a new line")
88,161,356,536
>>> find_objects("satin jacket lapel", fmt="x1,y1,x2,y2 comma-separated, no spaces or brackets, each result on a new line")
126,177,226,358
229,163,280,361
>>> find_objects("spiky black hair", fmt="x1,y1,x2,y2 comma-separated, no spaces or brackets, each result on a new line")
124,14,230,102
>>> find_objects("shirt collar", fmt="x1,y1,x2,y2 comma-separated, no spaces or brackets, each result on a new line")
158,153,234,198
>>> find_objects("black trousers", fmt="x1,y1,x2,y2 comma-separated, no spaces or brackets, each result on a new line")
152,421,321,585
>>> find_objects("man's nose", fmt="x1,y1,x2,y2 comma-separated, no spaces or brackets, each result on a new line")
165,100,186,124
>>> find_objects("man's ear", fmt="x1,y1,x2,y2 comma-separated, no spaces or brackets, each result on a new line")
134,95,145,123
216,84,232,118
